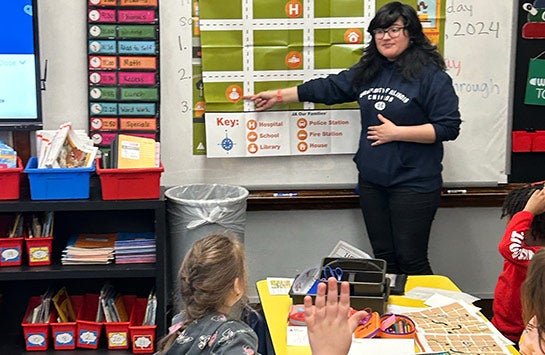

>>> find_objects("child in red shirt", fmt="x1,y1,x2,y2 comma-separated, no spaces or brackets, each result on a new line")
492,184,545,342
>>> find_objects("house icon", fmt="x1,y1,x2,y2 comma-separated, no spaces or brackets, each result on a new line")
347,31,360,43
344,28,363,44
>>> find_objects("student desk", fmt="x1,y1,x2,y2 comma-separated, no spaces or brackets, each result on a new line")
256,275,519,354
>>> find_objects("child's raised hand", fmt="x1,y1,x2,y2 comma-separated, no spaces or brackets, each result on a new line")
304,277,368,355
524,188,545,216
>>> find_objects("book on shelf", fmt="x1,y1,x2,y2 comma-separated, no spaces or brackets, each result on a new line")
143,288,156,326
61,233,117,265
97,283,128,323
73,233,117,248
52,287,76,323
24,211,54,239
39,122,71,168
114,232,156,264
37,123,97,169
0,141,17,168
110,134,158,169
27,287,54,324
57,129,98,168
8,213,24,238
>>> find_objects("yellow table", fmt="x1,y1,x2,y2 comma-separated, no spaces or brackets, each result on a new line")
256,275,519,354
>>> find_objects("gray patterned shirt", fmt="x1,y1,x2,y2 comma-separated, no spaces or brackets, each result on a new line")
164,312,259,355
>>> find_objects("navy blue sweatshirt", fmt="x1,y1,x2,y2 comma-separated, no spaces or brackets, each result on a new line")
297,60,461,192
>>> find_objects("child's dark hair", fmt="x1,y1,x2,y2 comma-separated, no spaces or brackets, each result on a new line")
157,234,247,353
521,248,545,353
502,182,545,241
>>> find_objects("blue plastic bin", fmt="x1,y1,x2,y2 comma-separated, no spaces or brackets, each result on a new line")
24,157,95,200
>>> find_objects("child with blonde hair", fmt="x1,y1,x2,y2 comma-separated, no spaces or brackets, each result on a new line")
520,248,545,354
157,234,258,354
492,183,545,343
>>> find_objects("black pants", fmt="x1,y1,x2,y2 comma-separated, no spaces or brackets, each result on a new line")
358,181,441,275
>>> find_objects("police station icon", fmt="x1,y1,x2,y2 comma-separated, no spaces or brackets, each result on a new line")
522,1,545,39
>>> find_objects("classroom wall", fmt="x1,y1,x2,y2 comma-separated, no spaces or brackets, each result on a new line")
35,1,506,301
244,207,504,301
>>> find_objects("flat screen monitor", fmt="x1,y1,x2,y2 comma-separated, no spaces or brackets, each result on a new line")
0,0,42,130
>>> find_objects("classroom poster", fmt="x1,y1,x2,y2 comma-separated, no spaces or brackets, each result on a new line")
198,0,445,157
524,57,545,106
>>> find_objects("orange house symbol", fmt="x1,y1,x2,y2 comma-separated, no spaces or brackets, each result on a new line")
344,29,363,44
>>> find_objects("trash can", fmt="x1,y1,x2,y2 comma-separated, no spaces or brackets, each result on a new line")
165,184,249,289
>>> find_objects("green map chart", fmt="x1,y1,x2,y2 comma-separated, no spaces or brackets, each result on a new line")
197,0,445,157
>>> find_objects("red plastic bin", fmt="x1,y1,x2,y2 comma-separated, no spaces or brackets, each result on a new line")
0,237,23,266
0,215,23,266
96,158,163,200
104,295,136,350
21,296,56,351
50,295,84,350
25,236,53,266
129,297,157,354
76,294,103,349
0,157,23,200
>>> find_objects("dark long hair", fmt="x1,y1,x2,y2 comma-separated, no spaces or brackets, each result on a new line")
352,1,445,87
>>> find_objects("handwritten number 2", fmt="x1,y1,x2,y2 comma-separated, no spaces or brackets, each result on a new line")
178,68,191,81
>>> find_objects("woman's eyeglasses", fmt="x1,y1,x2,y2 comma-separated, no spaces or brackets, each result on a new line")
373,26,406,39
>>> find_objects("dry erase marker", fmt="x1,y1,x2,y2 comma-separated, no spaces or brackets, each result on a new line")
273,192,298,197
446,189,467,194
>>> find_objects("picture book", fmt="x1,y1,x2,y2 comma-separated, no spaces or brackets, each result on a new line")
114,134,157,169
73,233,117,249
52,287,76,322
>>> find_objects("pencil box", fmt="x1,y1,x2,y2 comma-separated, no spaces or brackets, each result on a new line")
377,313,416,339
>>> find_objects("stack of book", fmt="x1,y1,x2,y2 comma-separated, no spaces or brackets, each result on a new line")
114,232,156,264
61,233,117,265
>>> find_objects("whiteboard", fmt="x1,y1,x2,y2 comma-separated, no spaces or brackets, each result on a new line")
37,0,515,189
